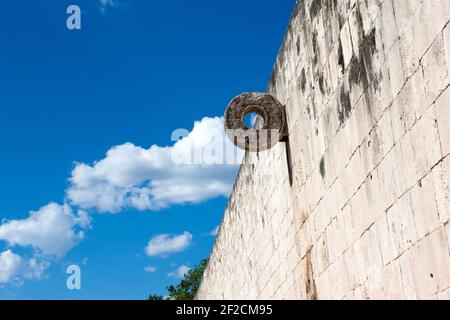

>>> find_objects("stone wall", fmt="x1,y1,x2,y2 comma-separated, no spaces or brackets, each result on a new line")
196,0,450,300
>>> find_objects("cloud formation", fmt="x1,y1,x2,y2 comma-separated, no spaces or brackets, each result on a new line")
99,0,118,13
145,232,192,257
0,250,22,284
1,116,239,285
168,265,191,279
0,250,47,285
208,226,220,237
144,265,157,273
66,117,242,213
0,203,90,257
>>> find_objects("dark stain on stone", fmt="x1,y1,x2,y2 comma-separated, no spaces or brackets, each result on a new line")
294,0,304,18
322,0,339,52
348,8,368,88
319,156,326,179
299,209,310,227
337,12,346,30
361,28,379,115
341,3,379,119
337,86,351,125
305,250,318,300
309,0,323,20
362,28,379,90
312,31,319,68
349,55,365,88
323,0,337,14
338,39,345,73
332,0,338,12
318,72,325,94
352,28,377,91
346,4,379,117
371,127,382,163
354,2,365,33
299,68,306,92
312,102,317,120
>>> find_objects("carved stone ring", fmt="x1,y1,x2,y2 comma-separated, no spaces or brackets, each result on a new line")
224,92,287,152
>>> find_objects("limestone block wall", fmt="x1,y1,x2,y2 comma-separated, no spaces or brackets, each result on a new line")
197,0,450,300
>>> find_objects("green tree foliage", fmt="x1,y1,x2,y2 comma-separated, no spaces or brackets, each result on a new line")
148,259,208,300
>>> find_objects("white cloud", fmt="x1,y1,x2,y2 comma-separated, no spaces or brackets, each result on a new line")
168,265,191,279
0,250,22,284
144,265,157,273
0,116,238,286
208,226,220,237
145,232,192,257
0,250,47,285
21,257,48,281
0,203,86,285
66,117,242,213
99,0,118,13
76,211,92,229
0,203,89,257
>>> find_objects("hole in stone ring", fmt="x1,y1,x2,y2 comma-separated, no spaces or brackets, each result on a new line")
241,105,266,129
224,92,286,152
243,112,261,129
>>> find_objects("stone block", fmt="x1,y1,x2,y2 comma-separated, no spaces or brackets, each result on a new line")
422,34,450,108
389,95,406,143
387,41,406,98
379,0,398,52
414,0,450,60
374,214,395,265
400,106,442,189
386,193,418,257
400,228,450,299
340,19,354,69
382,260,405,300
410,173,440,240
435,86,450,157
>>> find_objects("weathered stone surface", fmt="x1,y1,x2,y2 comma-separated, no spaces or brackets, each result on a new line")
196,0,450,300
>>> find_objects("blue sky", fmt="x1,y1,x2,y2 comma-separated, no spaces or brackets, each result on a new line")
0,0,295,299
